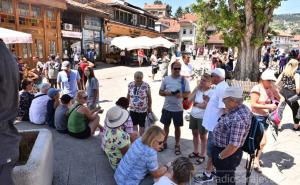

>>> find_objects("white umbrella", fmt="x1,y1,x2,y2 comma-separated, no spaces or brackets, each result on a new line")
0,27,32,44
127,36,159,50
152,37,175,48
110,36,133,50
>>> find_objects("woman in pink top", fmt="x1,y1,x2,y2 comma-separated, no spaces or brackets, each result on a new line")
250,69,280,173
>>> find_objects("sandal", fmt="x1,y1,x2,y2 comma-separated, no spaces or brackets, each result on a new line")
253,163,262,173
175,145,181,155
188,152,200,158
195,156,205,165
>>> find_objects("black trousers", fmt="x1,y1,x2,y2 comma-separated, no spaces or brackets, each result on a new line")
280,88,300,124
212,146,243,185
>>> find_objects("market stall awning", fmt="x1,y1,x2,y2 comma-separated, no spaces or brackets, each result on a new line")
110,36,133,50
0,27,32,44
152,37,175,49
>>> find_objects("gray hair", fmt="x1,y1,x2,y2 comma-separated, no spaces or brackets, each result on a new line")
39,83,51,93
134,71,143,79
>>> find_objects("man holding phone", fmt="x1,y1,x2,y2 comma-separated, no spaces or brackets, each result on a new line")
159,62,190,155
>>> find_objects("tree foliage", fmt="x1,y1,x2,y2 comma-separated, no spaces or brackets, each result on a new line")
166,4,172,17
154,0,163,5
175,6,183,18
184,7,191,14
195,13,208,46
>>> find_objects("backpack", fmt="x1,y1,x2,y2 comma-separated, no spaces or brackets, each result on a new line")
242,116,265,185
48,62,59,79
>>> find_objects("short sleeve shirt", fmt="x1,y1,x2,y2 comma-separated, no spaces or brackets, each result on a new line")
180,63,193,78
17,91,34,120
29,93,50,124
150,54,158,66
154,176,177,185
114,138,158,185
54,104,69,131
57,70,80,97
160,76,190,112
86,77,99,103
128,81,150,113
203,81,229,131
104,128,130,170
250,84,274,116
190,89,214,119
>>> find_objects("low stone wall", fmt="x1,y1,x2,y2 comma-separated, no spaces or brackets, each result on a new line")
13,129,53,185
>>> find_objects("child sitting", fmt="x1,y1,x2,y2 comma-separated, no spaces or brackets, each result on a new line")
46,88,60,128
55,94,73,133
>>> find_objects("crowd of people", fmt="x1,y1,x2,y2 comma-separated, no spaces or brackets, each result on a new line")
3,34,300,185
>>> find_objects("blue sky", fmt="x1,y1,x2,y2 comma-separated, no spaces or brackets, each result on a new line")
128,0,300,15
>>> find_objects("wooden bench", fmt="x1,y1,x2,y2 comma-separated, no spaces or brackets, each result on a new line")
228,80,258,99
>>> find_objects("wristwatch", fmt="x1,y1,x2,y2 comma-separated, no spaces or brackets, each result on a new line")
218,153,224,160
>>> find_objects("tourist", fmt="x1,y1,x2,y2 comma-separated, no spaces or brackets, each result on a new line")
180,54,193,80
154,157,194,185
212,86,252,185
29,83,51,125
104,106,131,170
188,74,213,165
44,55,60,88
17,79,35,121
115,126,169,185
46,88,60,128
195,68,229,183
34,56,44,76
67,90,102,139
0,39,21,185
127,71,152,136
17,57,25,89
138,49,144,67
84,66,99,110
262,48,271,69
276,59,300,130
160,52,170,78
55,94,73,134
120,50,126,65
159,62,190,155
150,50,159,81
57,61,81,98
279,53,287,73
250,69,280,172
79,57,94,88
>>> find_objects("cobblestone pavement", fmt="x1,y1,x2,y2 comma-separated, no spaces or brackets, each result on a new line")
16,58,300,185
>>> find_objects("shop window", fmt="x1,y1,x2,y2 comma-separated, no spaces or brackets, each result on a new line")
115,10,119,21
49,40,56,55
0,14,15,24
46,10,55,21
31,6,41,18
0,0,13,14
139,16,146,26
22,44,32,59
34,40,44,59
120,11,124,23
19,3,29,17
128,14,132,25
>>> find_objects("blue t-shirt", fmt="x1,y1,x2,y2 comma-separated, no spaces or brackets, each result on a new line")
114,138,158,185
57,70,80,98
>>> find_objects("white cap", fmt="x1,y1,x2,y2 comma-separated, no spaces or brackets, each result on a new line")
223,86,243,99
261,69,277,81
211,68,225,78
61,61,70,70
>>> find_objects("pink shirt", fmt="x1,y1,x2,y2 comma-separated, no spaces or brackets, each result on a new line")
250,84,275,116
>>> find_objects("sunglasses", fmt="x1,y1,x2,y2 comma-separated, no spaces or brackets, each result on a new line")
173,68,181,70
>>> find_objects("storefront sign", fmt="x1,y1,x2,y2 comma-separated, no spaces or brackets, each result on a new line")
62,30,82,39
84,16,101,30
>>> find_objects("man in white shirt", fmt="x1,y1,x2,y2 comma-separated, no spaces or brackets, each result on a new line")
29,83,51,125
194,68,229,183
180,54,193,80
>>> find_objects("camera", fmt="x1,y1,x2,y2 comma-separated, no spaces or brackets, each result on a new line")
171,90,180,95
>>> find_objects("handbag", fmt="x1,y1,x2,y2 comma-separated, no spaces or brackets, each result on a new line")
181,77,193,110
268,101,286,126
287,94,300,103
145,112,157,130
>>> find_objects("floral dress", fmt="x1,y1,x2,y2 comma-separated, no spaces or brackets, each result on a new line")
128,81,150,113
17,91,34,121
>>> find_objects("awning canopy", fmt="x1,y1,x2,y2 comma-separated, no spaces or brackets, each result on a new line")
62,30,82,39
110,36,133,50
0,27,32,44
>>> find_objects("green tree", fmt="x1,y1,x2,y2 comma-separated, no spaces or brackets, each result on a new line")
175,6,183,18
184,7,191,14
166,4,172,17
195,13,208,46
192,0,283,81
154,0,163,5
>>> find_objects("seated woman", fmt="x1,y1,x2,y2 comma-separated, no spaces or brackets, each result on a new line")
104,106,131,170
154,157,194,185
17,79,34,121
114,125,169,185
68,90,102,139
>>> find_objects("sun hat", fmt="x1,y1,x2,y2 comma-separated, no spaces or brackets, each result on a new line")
261,69,277,81
223,86,243,99
61,61,70,70
47,88,60,98
105,106,129,128
211,68,225,78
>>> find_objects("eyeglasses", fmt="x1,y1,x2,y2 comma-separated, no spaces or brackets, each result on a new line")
173,68,181,70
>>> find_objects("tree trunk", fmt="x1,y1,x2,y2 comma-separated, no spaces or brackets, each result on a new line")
234,39,261,81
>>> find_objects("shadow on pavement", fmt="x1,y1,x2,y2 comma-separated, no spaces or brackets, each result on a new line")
261,151,295,172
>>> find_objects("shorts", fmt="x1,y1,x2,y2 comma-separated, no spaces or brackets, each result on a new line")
130,111,147,127
207,131,214,158
69,126,91,139
152,65,159,74
254,115,269,130
160,109,183,127
189,115,207,135
49,78,57,84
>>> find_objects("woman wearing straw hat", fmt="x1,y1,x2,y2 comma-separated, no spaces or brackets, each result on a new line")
104,105,131,170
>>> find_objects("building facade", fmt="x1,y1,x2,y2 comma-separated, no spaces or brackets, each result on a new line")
143,3,168,18
272,31,293,50
0,0,66,67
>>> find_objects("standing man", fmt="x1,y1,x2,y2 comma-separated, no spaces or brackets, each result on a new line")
137,49,144,67
195,68,229,183
159,62,190,155
0,39,21,185
44,55,60,88
57,61,81,98
150,50,159,81
262,48,270,69
180,54,193,80
212,86,252,185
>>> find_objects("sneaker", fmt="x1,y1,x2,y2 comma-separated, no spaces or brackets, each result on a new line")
211,169,217,176
194,172,213,183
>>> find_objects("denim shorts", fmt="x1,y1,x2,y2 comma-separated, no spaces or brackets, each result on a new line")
254,115,269,130
207,131,214,158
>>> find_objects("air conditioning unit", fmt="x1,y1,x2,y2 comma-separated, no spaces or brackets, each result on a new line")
63,23,73,31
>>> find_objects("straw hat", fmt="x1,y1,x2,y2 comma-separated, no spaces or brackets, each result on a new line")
105,106,129,128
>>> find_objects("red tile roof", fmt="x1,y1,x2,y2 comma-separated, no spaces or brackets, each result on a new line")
159,18,180,33
144,4,167,10
179,13,198,23
207,33,224,44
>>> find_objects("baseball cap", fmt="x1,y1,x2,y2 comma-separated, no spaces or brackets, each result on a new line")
47,88,60,98
261,69,277,81
211,68,225,78
223,86,243,99
61,61,70,70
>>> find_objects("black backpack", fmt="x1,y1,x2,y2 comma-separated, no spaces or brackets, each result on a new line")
242,116,264,185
